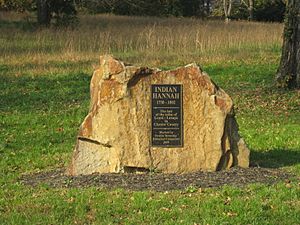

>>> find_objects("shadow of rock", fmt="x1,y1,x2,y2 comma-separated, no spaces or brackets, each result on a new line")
250,148,300,168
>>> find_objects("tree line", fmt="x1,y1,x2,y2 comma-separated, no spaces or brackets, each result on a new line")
1,0,286,24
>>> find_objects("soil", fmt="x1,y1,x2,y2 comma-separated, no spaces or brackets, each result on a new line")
20,167,296,192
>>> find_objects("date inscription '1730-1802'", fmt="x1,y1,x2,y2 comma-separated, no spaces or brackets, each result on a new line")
151,84,183,147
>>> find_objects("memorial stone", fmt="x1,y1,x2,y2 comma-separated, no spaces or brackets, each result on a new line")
68,55,250,175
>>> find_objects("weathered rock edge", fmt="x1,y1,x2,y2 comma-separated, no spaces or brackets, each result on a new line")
68,55,250,175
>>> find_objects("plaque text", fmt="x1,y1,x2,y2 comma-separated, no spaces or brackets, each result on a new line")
151,84,183,147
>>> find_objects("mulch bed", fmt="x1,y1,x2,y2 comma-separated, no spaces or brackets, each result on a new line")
20,167,296,192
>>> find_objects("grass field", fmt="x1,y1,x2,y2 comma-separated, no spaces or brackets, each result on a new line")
0,13,299,224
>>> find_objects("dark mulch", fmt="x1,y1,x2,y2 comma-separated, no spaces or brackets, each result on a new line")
20,167,296,192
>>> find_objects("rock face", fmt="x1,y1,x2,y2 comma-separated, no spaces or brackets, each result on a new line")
68,55,250,175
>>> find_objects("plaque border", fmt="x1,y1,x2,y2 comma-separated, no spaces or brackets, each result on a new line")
150,84,184,148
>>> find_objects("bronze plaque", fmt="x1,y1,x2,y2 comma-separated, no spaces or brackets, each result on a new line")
151,84,183,147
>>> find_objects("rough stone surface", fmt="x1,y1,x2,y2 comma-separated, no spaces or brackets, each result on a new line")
68,55,250,175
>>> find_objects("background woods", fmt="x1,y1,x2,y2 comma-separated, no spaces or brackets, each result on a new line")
0,0,287,23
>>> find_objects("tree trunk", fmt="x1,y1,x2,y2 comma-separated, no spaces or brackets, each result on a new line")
223,0,232,22
206,0,210,16
196,0,205,18
276,0,300,88
241,0,254,21
36,0,51,26
249,0,254,21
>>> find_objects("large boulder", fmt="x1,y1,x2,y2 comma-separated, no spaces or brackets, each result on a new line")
68,55,250,175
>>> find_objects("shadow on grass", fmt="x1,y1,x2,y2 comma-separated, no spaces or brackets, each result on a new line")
204,63,277,90
0,60,94,74
0,72,91,113
251,149,300,168
0,19,38,31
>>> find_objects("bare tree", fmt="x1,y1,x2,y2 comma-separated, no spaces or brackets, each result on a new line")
206,0,211,15
276,0,300,88
241,0,254,20
36,0,51,25
223,0,232,22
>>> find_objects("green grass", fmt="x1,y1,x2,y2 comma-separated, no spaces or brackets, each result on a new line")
0,13,299,224
0,184,299,224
